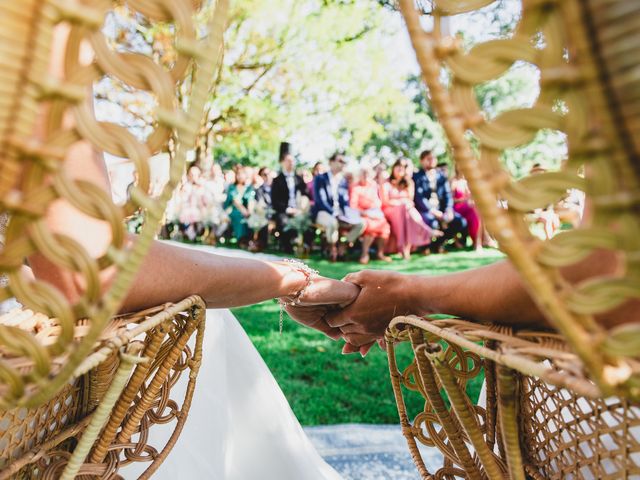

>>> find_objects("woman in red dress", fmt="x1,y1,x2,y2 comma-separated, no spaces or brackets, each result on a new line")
381,158,441,259
350,165,392,264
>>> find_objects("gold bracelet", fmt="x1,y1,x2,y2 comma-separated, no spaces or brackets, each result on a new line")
278,259,319,334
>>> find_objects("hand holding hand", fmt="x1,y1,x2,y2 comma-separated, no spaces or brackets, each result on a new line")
284,277,360,339
326,270,425,351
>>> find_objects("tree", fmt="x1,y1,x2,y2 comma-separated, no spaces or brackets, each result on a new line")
361,75,449,163
202,0,410,167
97,1,410,168
360,0,567,177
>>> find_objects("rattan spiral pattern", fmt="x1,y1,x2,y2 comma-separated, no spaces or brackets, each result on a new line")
0,295,206,479
0,0,227,409
398,0,640,399
387,315,640,479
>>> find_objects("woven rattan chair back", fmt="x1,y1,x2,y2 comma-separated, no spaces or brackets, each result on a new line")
0,0,225,409
0,0,227,477
386,0,640,478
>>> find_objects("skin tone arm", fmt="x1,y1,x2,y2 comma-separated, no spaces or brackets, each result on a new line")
323,248,638,351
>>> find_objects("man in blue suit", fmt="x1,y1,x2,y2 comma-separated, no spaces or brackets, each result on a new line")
413,150,467,252
312,153,365,261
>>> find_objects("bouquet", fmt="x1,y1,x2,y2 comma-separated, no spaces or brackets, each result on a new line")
284,193,312,256
246,199,271,231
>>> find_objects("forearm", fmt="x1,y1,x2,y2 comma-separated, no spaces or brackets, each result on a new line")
409,250,631,328
412,260,545,327
121,239,305,312
29,235,307,313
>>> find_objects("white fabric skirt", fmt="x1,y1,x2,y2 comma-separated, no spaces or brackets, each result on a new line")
125,309,342,480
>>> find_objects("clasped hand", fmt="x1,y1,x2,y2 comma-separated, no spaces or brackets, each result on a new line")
286,270,422,356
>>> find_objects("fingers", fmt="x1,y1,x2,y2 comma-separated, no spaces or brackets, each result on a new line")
300,277,360,306
342,271,366,286
305,319,343,340
341,341,375,357
337,323,368,335
341,343,360,355
341,332,376,347
284,305,342,339
359,342,375,357
325,309,351,328
322,327,343,340
308,318,343,340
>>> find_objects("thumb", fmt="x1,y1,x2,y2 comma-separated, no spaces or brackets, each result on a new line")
342,271,365,286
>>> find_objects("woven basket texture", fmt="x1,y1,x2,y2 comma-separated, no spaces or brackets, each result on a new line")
390,0,640,477
0,0,226,476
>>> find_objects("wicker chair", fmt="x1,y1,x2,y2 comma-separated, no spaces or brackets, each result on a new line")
387,0,640,478
0,0,227,477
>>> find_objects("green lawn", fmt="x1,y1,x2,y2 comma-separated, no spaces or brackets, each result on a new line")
232,249,503,425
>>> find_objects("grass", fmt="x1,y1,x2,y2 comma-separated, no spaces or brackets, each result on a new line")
232,248,504,426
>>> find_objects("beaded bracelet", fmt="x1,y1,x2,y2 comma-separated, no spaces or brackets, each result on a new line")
278,259,319,333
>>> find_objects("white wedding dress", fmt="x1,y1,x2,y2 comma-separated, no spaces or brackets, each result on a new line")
126,309,342,480
0,216,340,480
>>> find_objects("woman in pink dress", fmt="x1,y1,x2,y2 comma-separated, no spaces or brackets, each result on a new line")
451,171,482,250
350,165,392,264
381,158,440,259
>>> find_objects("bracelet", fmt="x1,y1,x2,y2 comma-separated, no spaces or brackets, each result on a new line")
278,259,319,334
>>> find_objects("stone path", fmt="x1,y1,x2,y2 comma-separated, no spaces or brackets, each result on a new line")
305,424,443,479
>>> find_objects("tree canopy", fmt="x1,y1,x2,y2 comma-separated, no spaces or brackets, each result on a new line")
205,0,410,167
99,0,567,177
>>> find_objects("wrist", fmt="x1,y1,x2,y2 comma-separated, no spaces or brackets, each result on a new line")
404,274,449,318
274,260,318,299
274,262,307,297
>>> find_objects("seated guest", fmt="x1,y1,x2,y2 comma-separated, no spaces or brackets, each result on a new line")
254,167,275,250
374,162,389,186
224,167,255,247
307,162,325,204
437,161,450,178
312,153,365,262
350,165,392,264
300,168,315,211
451,169,483,250
528,163,561,239
178,164,206,241
382,158,439,260
255,167,274,210
272,151,311,253
413,150,467,253
200,163,229,244
223,168,236,188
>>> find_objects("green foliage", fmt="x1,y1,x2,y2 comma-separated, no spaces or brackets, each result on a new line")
475,62,567,177
207,0,410,166
104,0,566,177
361,4,567,176
362,75,451,165
233,249,503,425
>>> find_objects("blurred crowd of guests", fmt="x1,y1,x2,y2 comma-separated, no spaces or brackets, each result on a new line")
147,146,581,264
